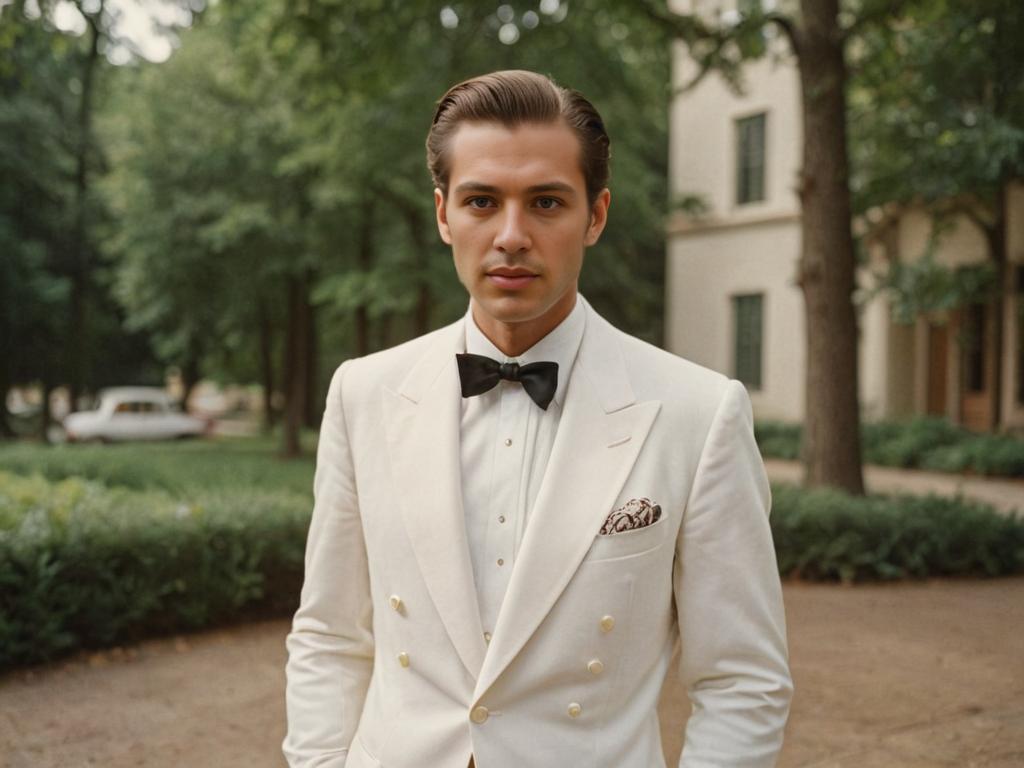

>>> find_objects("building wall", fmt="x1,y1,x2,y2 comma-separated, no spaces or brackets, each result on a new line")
1001,183,1024,432
665,2,1024,432
666,220,804,420
667,0,804,421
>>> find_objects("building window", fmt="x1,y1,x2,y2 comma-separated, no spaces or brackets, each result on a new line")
963,302,986,393
733,293,764,389
736,112,766,205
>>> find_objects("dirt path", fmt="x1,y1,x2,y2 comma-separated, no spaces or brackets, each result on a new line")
2,579,1022,767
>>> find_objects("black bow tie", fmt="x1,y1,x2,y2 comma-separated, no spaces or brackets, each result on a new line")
456,353,558,410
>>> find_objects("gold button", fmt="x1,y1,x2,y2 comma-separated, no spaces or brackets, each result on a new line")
600,615,615,633
389,595,403,612
567,702,582,718
397,652,410,668
587,659,605,675
504,438,512,446
497,558,504,566
483,631,492,643
470,705,489,724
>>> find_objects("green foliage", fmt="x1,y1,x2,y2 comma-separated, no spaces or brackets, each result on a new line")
920,434,1024,477
2,433,1022,669
0,435,315,496
0,436,315,670
866,416,967,468
850,0,1024,213
770,483,1024,582
866,255,999,324
753,421,801,460
755,416,1024,478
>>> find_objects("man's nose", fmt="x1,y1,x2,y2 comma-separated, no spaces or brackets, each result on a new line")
493,205,531,253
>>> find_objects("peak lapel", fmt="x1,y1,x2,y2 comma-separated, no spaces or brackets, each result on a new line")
474,303,662,699
383,321,487,679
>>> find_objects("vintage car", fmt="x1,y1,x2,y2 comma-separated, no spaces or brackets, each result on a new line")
63,387,212,443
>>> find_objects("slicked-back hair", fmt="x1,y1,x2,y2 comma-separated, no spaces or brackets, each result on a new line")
426,70,610,206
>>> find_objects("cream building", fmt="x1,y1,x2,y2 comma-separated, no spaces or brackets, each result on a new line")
666,0,1024,433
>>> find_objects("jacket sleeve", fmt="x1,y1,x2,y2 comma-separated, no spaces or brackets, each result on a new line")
284,361,374,768
673,379,793,767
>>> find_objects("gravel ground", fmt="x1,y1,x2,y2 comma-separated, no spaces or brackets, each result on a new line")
2,578,1022,768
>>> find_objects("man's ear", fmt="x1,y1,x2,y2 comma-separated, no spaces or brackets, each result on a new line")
584,188,611,246
434,188,452,245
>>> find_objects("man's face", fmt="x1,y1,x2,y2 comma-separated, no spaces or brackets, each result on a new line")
434,120,610,348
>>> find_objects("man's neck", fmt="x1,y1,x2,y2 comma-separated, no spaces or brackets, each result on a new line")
471,293,577,358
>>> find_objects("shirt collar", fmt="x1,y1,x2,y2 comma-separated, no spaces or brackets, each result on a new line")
463,294,586,409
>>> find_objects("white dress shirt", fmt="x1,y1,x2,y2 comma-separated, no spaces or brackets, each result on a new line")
459,295,586,641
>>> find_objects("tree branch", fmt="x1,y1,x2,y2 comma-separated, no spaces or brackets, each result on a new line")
840,0,915,43
764,11,802,58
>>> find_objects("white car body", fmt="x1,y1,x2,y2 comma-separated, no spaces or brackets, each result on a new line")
63,387,212,443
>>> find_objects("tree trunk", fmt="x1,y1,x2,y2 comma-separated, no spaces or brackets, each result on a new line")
405,205,432,337
355,200,375,357
282,273,311,458
0,384,15,439
66,7,102,416
257,297,276,432
986,181,1009,430
303,267,319,429
180,342,202,413
795,0,865,493
39,380,54,443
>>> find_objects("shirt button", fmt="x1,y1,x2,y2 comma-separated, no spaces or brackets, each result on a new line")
600,615,615,633
397,652,410,668
587,659,605,675
470,705,489,724
504,438,512,446
483,632,492,644
567,702,582,718
498,515,506,524
389,595,403,612
497,558,504,566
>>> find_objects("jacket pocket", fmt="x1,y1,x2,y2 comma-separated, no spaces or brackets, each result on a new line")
582,514,670,563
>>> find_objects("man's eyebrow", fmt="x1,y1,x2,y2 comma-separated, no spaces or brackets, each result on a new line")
525,182,577,197
453,182,500,195
451,181,578,197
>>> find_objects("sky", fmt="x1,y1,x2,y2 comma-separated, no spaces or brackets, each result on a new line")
10,0,201,63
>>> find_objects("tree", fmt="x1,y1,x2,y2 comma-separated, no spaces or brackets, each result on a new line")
851,0,1024,429
97,0,674,456
640,0,925,494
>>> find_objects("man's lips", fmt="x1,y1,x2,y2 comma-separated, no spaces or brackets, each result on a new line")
485,268,537,290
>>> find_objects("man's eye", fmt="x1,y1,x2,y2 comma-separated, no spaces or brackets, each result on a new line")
467,197,493,209
535,197,561,210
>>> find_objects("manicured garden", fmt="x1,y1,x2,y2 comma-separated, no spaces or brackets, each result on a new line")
1,432,1022,669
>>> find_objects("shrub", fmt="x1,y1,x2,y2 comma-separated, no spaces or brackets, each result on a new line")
753,421,801,460
756,416,1024,478
0,470,310,670
866,416,968,467
770,483,1024,583
961,434,1024,477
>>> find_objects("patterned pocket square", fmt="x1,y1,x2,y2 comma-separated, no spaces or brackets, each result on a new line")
599,497,662,535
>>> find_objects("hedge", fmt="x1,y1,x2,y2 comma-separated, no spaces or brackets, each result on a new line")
770,484,1024,582
2,463,1022,670
756,416,1024,477
0,470,309,670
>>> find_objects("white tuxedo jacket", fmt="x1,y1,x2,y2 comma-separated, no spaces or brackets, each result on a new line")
284,295,792,768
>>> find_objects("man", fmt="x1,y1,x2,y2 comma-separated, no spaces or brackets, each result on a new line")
284,70,792,768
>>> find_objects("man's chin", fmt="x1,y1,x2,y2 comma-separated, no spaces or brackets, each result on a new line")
474,295,545,325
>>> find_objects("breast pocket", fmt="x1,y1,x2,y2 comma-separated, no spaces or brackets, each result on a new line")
583,514,672,563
